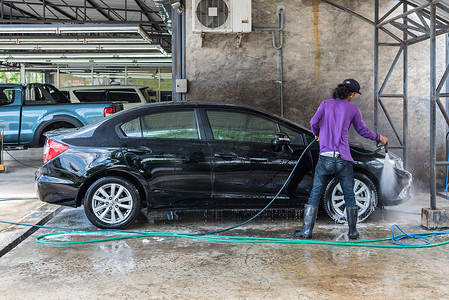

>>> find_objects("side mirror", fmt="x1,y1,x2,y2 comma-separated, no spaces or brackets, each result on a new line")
274,132,291,146
272,132,291,153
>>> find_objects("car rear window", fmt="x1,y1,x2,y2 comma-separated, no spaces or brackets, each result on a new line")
108,89,141,103
121,110,199,139
206,110,278,143
73,90,107,102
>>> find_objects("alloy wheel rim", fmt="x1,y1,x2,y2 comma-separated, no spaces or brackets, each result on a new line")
331,179,371,218
92,183,133,224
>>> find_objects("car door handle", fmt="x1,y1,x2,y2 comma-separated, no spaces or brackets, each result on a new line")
214,153,238,160
127,146,152,154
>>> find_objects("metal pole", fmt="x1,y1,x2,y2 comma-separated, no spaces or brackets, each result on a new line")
91,66,94,85
56,65,60,88
403,3,408,169
171,2,184,102
430,3,437,210
374,0,379,135
280,47,284,118
254,8,284,117
158,67,161,102
20,63,25,84
181,7,186,101
446,34,449,163
125,66,128,85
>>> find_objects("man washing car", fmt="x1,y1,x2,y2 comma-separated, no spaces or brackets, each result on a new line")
295,79,388,239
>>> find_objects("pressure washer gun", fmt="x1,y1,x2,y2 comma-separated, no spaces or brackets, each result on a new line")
376,138,388,154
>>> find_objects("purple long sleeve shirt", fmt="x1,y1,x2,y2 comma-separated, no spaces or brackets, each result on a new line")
310,98,380,161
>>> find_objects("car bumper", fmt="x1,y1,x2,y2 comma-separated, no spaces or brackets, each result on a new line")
35,173,78,207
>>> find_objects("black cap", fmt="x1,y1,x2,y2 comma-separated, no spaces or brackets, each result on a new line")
342,78,362,95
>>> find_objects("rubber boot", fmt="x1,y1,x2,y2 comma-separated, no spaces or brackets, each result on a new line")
294,204,318,239
346,207,360,239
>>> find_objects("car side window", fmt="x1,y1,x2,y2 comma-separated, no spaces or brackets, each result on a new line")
121,118,141,137
0,88,14,105
121,110,199,139
206,110,278,143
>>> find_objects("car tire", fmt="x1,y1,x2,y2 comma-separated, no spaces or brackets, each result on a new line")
84,176,141,229
323,173,378,223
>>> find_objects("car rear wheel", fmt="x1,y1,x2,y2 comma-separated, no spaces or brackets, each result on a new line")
323,173,378,223
84,177,141,229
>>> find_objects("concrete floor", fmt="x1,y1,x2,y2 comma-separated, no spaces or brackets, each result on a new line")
1,148,449,299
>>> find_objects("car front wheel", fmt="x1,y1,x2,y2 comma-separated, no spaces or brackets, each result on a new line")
323,173,378,223
84,177,141,229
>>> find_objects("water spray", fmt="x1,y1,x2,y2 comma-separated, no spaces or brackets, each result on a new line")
380,141,397,197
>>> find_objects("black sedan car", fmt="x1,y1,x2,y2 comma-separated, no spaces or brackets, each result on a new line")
36,102,412,229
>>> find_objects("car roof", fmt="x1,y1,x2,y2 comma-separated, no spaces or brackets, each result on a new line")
56,101,313,147
109,101,311,131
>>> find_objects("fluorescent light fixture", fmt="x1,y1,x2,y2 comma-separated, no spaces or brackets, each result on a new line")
0,38,151,44
1,58,172,64
0,44,166,51
0,53,169,59
0,24,172,67
0,24,150,35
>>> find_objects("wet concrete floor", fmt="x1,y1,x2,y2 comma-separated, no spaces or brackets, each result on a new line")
1,149,449,299
1,195,449,299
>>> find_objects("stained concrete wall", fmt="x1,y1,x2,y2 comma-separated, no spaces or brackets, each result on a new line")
185,0,448,188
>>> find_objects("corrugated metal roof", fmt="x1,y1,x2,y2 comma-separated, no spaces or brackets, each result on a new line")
0,0,171,67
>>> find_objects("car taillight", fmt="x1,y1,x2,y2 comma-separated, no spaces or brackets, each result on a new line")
104,107,116,117
43,139,69,163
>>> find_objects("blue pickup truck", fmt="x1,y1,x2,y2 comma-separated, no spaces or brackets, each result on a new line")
0,83,122,147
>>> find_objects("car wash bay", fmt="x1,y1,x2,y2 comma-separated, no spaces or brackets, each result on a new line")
3,0,449,299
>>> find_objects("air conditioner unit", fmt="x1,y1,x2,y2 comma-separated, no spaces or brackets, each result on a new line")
192,0,251,33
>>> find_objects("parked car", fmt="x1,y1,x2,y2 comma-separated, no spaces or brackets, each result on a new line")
36,102,412,229
60,85,152,110
0,83,122,147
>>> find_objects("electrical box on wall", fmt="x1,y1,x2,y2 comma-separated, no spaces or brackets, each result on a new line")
192,0,252,33
175,79,188,93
